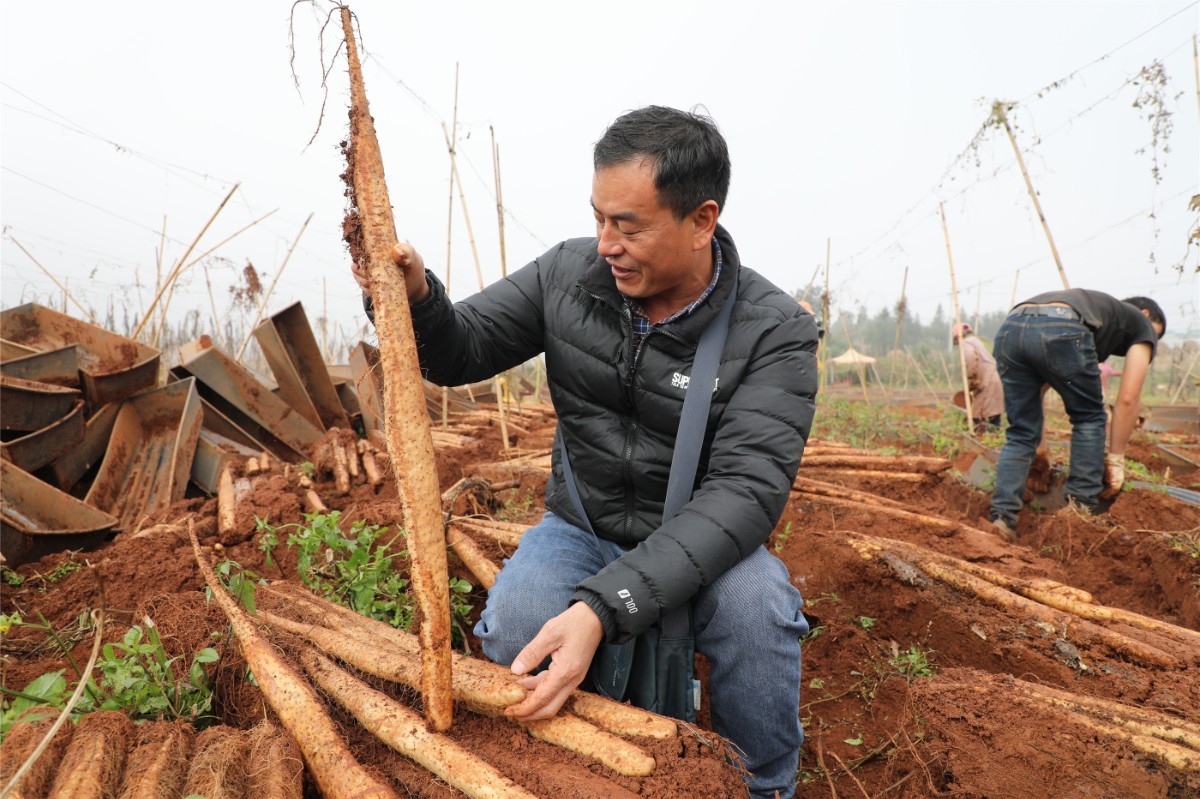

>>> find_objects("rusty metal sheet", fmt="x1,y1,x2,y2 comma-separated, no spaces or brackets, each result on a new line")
0,345,80,388
333,380,364,434
327,363,353,382
0,304,160,406
39,402,121,492
348,341,385,433
84,378,203,530
191,429,259,495
0,339,38,362
1,459,117,568
178,338,321,456
253,302,349,432
0,375,81,432
0,400,85,472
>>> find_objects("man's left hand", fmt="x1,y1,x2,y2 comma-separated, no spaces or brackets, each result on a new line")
505,602,605,721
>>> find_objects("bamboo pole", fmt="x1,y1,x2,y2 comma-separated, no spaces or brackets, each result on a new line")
907,348,943,403
491,126,508,279
1169,348,1200,404
203,264,222,345
235,213,313,361
133,184,239,340
442,122,510,451
820,238,831,387
154,208,278,350
8,237,99,325
340,7,453,731
441,65,460,433
939,202,974,431
993,101,1069,290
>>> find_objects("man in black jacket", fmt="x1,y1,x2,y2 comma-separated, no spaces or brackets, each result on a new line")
354,106,819,799
987,289,1165,537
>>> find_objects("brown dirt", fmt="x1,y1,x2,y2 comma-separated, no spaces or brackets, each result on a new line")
3,402,1198,798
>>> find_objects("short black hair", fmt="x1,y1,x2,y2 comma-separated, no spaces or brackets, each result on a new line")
594,105,730,220
1123,296,1167,338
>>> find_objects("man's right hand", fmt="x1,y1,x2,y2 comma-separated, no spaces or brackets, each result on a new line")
1100,453,1126,499
1026,445,1053,494
351,242,430,303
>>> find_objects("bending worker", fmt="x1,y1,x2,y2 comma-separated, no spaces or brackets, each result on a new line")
987,289,1165,539
353,106,820,799
951,322,1003,433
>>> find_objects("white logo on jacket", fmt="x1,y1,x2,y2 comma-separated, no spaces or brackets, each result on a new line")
617,589,638,614
671,372,719,393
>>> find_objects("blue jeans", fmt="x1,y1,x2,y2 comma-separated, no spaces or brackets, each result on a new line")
989,312,1106,524
476,510,809,799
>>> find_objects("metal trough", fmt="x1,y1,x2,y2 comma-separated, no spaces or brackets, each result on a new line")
0,375,81,432
1,459,117,568
0,345,80,387
178,338,321,457
0,304,160,406
39,402,121,492
0,400,85,472
84,378,203,530
0,339,37,361
191,430,259,495
253,302,349,431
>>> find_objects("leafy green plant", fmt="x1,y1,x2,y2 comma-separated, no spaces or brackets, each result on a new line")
856,616,876,629
1164,530,1200,559
259,512,475,648
209,560,263,614
0,622,218,740
41,556,82,584
800,625,825,645
889,644,935,680
256,516,281,568
773,521,793,553
1,567,24,587
297,461,315,478
0,611,21,636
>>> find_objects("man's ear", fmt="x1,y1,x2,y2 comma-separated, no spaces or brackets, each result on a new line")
690,199,720,250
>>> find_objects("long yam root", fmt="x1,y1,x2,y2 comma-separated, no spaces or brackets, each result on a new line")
302,648,538,799
340,5,452,731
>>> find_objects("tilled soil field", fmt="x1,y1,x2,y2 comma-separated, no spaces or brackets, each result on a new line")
2,399,1198,798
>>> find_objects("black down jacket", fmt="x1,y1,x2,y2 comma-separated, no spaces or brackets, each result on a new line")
394,225,819,643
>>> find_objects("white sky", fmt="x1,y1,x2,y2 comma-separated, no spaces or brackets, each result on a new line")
2,0,1198,356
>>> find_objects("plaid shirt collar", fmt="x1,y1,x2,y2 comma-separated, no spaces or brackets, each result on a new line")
626,238,723,341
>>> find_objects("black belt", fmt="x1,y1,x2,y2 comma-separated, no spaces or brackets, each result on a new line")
1010,304,1081,321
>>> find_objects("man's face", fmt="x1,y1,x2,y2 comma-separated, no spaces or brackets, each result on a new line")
591,159,715,316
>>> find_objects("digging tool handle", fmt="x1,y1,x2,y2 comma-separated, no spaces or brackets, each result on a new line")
559,266,738,722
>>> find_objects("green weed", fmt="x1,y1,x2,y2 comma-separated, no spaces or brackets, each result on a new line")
773,521,793,553
258,512,475,649
0,622,218,740
889,643,935,680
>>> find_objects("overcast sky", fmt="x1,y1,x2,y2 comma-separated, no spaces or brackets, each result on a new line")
2,1,1197,357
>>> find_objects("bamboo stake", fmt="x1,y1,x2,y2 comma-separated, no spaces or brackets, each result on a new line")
1168,347,1200,404
441,122,510,452
154,215,168,343
820,238,831,387
441,64,459,433
203,264,222,346
491,126,508,278
236,213,313,361
939,202,974,431
340,7,452,731
906,348,943,403
8,238,99,325
154,206,276,349
993,101,1069,289
133,184,239,340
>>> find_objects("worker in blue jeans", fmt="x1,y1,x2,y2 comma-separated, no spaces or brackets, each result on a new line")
988,290,1165,539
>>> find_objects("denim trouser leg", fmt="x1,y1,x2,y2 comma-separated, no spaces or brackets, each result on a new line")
990,319,1046,524
989,314,1107,523
475,510,808,799
695,547,808,799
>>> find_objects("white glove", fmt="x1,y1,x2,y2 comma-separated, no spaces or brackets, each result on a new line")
1100,453,1125,499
